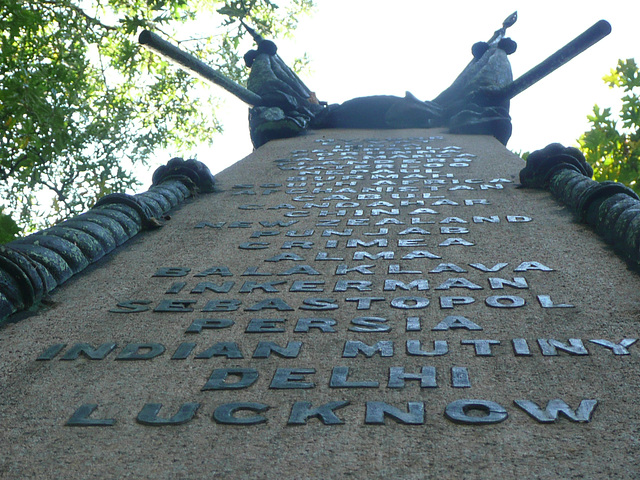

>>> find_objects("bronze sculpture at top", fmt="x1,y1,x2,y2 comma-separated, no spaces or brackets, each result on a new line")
243,12,518,145
139,12,611,148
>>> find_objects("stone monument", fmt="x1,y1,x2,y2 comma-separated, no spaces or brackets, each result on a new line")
1,13,639,479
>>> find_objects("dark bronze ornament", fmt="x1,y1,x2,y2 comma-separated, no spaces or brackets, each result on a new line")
0,158,216,323
520,143,640,267
138,13,610,148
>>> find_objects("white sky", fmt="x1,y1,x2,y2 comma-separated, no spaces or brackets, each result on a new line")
148,0,640,180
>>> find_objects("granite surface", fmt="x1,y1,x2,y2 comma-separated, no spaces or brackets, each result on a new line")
1,129,639,479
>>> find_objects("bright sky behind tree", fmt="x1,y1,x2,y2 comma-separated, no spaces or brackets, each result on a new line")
151,0,640,179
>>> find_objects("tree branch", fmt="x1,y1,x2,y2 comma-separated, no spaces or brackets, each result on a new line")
39,0,118,31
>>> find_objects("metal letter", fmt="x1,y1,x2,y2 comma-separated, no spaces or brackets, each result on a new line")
329,366,379,388
116,343,165,360
202,368,259,390
365,401,425,425
432,315,482,331
270,368,316,389
451,367,471,388
66,404,115,427
514,399,598,423
287,401,350,425
388,366,436,388
445,399,508,425
136,403,200,425
406,340,449,356
213,402,269,425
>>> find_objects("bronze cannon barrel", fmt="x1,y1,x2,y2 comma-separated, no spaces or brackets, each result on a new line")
500,20,612,100
139,29,264,106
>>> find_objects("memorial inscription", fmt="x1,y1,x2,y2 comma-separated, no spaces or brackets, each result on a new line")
3,129,640,477
29,133,627,428
1,6,634,472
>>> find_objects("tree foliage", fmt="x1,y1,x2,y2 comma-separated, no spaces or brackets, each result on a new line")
0,0,312,241
578,59,640,194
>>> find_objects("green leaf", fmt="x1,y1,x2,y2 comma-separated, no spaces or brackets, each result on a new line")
579,58,640,194
0,210,20,244
0,0,312,235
